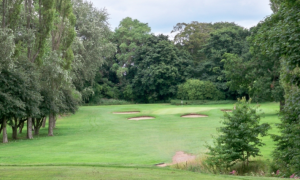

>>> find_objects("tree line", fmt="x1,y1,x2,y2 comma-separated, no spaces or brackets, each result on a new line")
88,16,284,106
0,0,115,143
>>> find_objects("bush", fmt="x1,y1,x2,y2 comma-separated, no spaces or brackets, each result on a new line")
86,98,132,106
170,100,235,105
206,97,271,172
177,79,224,100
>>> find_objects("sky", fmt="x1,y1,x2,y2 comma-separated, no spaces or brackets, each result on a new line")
89,0,273,39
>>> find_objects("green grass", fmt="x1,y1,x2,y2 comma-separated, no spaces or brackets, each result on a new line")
0,102,280,179
0,166,280,180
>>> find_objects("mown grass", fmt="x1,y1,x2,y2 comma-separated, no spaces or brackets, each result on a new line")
0,102,280,179
0,166,281,180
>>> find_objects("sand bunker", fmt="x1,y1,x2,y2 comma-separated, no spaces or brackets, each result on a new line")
128,116,155,121
113,111,140,114
221,109,233,112
156,151,196,167
181,114,208,118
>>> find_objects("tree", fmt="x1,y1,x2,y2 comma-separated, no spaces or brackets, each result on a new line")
206,98,270,171
198,23,250,99
272,89,300,176
171,22,214,64
71,0,115,102
269,0,283,13
0,57,41,143
128,35,193,102
255,0,300,176
113,17,151,81
22,0,55,139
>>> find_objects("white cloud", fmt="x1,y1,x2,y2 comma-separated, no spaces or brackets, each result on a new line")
89,0,273,35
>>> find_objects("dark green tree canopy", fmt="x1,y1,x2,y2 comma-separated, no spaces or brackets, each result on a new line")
128,34,193,103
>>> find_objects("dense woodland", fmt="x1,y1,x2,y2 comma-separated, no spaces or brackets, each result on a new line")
0,0,300,177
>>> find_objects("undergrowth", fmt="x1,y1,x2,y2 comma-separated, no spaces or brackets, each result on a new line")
86,98,133,105
171,156,277,177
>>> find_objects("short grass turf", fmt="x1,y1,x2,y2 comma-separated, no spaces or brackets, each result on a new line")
0,166,280,180
0,103,280,179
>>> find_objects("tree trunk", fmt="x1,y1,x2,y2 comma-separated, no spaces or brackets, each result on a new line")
33,118,43,136
3,117,8,143
27,117,33,139
247,152,249,167
280,100,285,112
54,116,57,129
0,121,3,134
42,117,46,128
12,117,18,140
34,127,40,136
19,121,24,134
48,112,54,136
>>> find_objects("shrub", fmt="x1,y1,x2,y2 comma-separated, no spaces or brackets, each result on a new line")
206,97,271,172
177,79,224,100
272,89,300,177
86,98,132,106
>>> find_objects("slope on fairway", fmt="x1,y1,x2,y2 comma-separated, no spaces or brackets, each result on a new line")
0,103,280,166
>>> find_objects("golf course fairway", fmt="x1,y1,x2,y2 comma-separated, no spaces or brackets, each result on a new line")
0,103,280,179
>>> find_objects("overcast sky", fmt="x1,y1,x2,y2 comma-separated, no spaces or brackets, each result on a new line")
88,0,273,38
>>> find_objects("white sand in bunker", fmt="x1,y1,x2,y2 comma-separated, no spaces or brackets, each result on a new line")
112,111,140,114
127,116,155,121
156,151,196,167
181,114,208,118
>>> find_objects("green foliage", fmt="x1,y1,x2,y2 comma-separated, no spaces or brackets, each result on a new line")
206,98,271,171
129,34,193,103
34,0,55,64
197,23,250,99
269,0,283,13
170,99,235,105
177,79,223,100
172,22,214,63
222,50,284,103
0,29,14,70
71,0,115,101
114,17,151,67
272,89,300,176
86,98,132,106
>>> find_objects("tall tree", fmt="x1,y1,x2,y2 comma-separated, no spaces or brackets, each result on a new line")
46,0,76,136
23,0,55,139
171,22,214,64
255,0,300,176
128,35,193,102
71,0,115,102
113,17,151,81
200,24,250,99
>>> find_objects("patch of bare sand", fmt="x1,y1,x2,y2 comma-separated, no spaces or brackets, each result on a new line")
113,111,140,114
181,114,208,118
156,151,196,167
128,116,155,121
